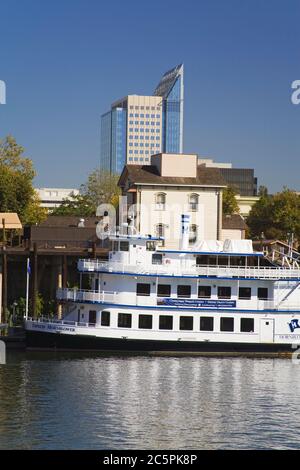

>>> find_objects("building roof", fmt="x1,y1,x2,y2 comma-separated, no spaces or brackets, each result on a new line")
222,214,247,230
40,216,100,228
119,164,227,188
154,64,184,98
0,213,22,229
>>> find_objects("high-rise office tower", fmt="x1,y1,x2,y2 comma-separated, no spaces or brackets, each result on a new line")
100,64,184,173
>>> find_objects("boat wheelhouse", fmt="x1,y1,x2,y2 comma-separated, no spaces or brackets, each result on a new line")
25,222,300,354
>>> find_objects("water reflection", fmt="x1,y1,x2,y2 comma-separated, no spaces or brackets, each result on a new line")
0,352,300,449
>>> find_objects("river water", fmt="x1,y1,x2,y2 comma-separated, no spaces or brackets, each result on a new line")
0,351,300,449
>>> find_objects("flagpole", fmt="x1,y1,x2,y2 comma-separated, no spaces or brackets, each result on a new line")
25,258,30,320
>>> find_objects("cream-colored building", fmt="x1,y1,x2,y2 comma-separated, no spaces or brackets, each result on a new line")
235,194,259,217
119,153,227,249
114,95,163,166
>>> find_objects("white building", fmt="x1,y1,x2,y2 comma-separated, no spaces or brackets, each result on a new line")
36,188,79,209
118,153,227,249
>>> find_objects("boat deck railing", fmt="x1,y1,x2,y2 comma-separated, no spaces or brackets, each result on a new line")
56,288,300,311
78,259,300,280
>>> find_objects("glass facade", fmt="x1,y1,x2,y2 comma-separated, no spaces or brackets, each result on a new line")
100,111,112,172
100,64,184,173
154,64,184,154
100,108,127,173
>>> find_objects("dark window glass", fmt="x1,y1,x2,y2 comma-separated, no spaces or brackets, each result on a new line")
220,317,234,332
258,287,268,300
118,313,132,328
239,287,251,299
136,283,151,296
218,286,231,299
157,284,171,297
101,311,110,326
200,317,214,331
180,316,193,330
177,285,191,298
120,241,129,251
159,316,173,330
89,310,97,325
240,318,254,332
139,315,152,329
152,253,163,265
198,286,211,298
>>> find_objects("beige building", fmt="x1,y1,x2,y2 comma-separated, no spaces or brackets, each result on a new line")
235,194,259,217
113,95,163,166
118,153,227,249
221,214,247,241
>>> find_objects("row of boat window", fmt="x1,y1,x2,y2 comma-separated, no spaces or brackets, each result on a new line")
136,283,269,300
98,311,254,333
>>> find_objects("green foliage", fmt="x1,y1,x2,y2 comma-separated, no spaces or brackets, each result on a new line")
222,186,240,215
247,188,300,240
0,135,47,225
51,193,95,217
52,169,120,216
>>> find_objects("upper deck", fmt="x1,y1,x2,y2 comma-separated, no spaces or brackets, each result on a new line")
78,234,300,281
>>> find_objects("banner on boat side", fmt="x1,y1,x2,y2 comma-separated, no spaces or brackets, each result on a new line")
158,298,237,308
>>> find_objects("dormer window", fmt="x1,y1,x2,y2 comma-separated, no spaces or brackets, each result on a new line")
189,193,199,211
155,192,166,210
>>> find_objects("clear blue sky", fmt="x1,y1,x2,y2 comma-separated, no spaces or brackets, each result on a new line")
0,0,299,192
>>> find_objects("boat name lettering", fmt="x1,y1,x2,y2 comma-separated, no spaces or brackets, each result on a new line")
159,299,237,308
31,323,75,333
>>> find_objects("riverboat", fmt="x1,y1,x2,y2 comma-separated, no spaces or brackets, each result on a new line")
25,216,300,355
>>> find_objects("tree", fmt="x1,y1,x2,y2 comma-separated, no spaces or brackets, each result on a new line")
52,169,121,217
81,169,120,208
247,188,300,241
222,186,240,215
52,193,95,217
0,135,47,224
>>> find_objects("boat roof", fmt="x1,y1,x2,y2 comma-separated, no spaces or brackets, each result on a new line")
157,249,264,257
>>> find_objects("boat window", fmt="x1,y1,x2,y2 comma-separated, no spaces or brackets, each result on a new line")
220,317,234,332
200,317,214,331
159,315,173,330
180,316,193,330
177,285,191,298
152,253,163,265
198,285,211,298
196,255,208,266
136,283,151,296
120,241,129,251
218,286,231,299
112,241,119,252
240,318,254,332
258,287,268,300
239,287,251,300
88,310,97,325
101,311,110,327
118,313,132,328
139,315,153,329
157,284,171,297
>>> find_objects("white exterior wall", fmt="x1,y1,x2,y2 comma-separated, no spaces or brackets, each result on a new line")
221,229,244,241
36,188,79,209
138,187,220,249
